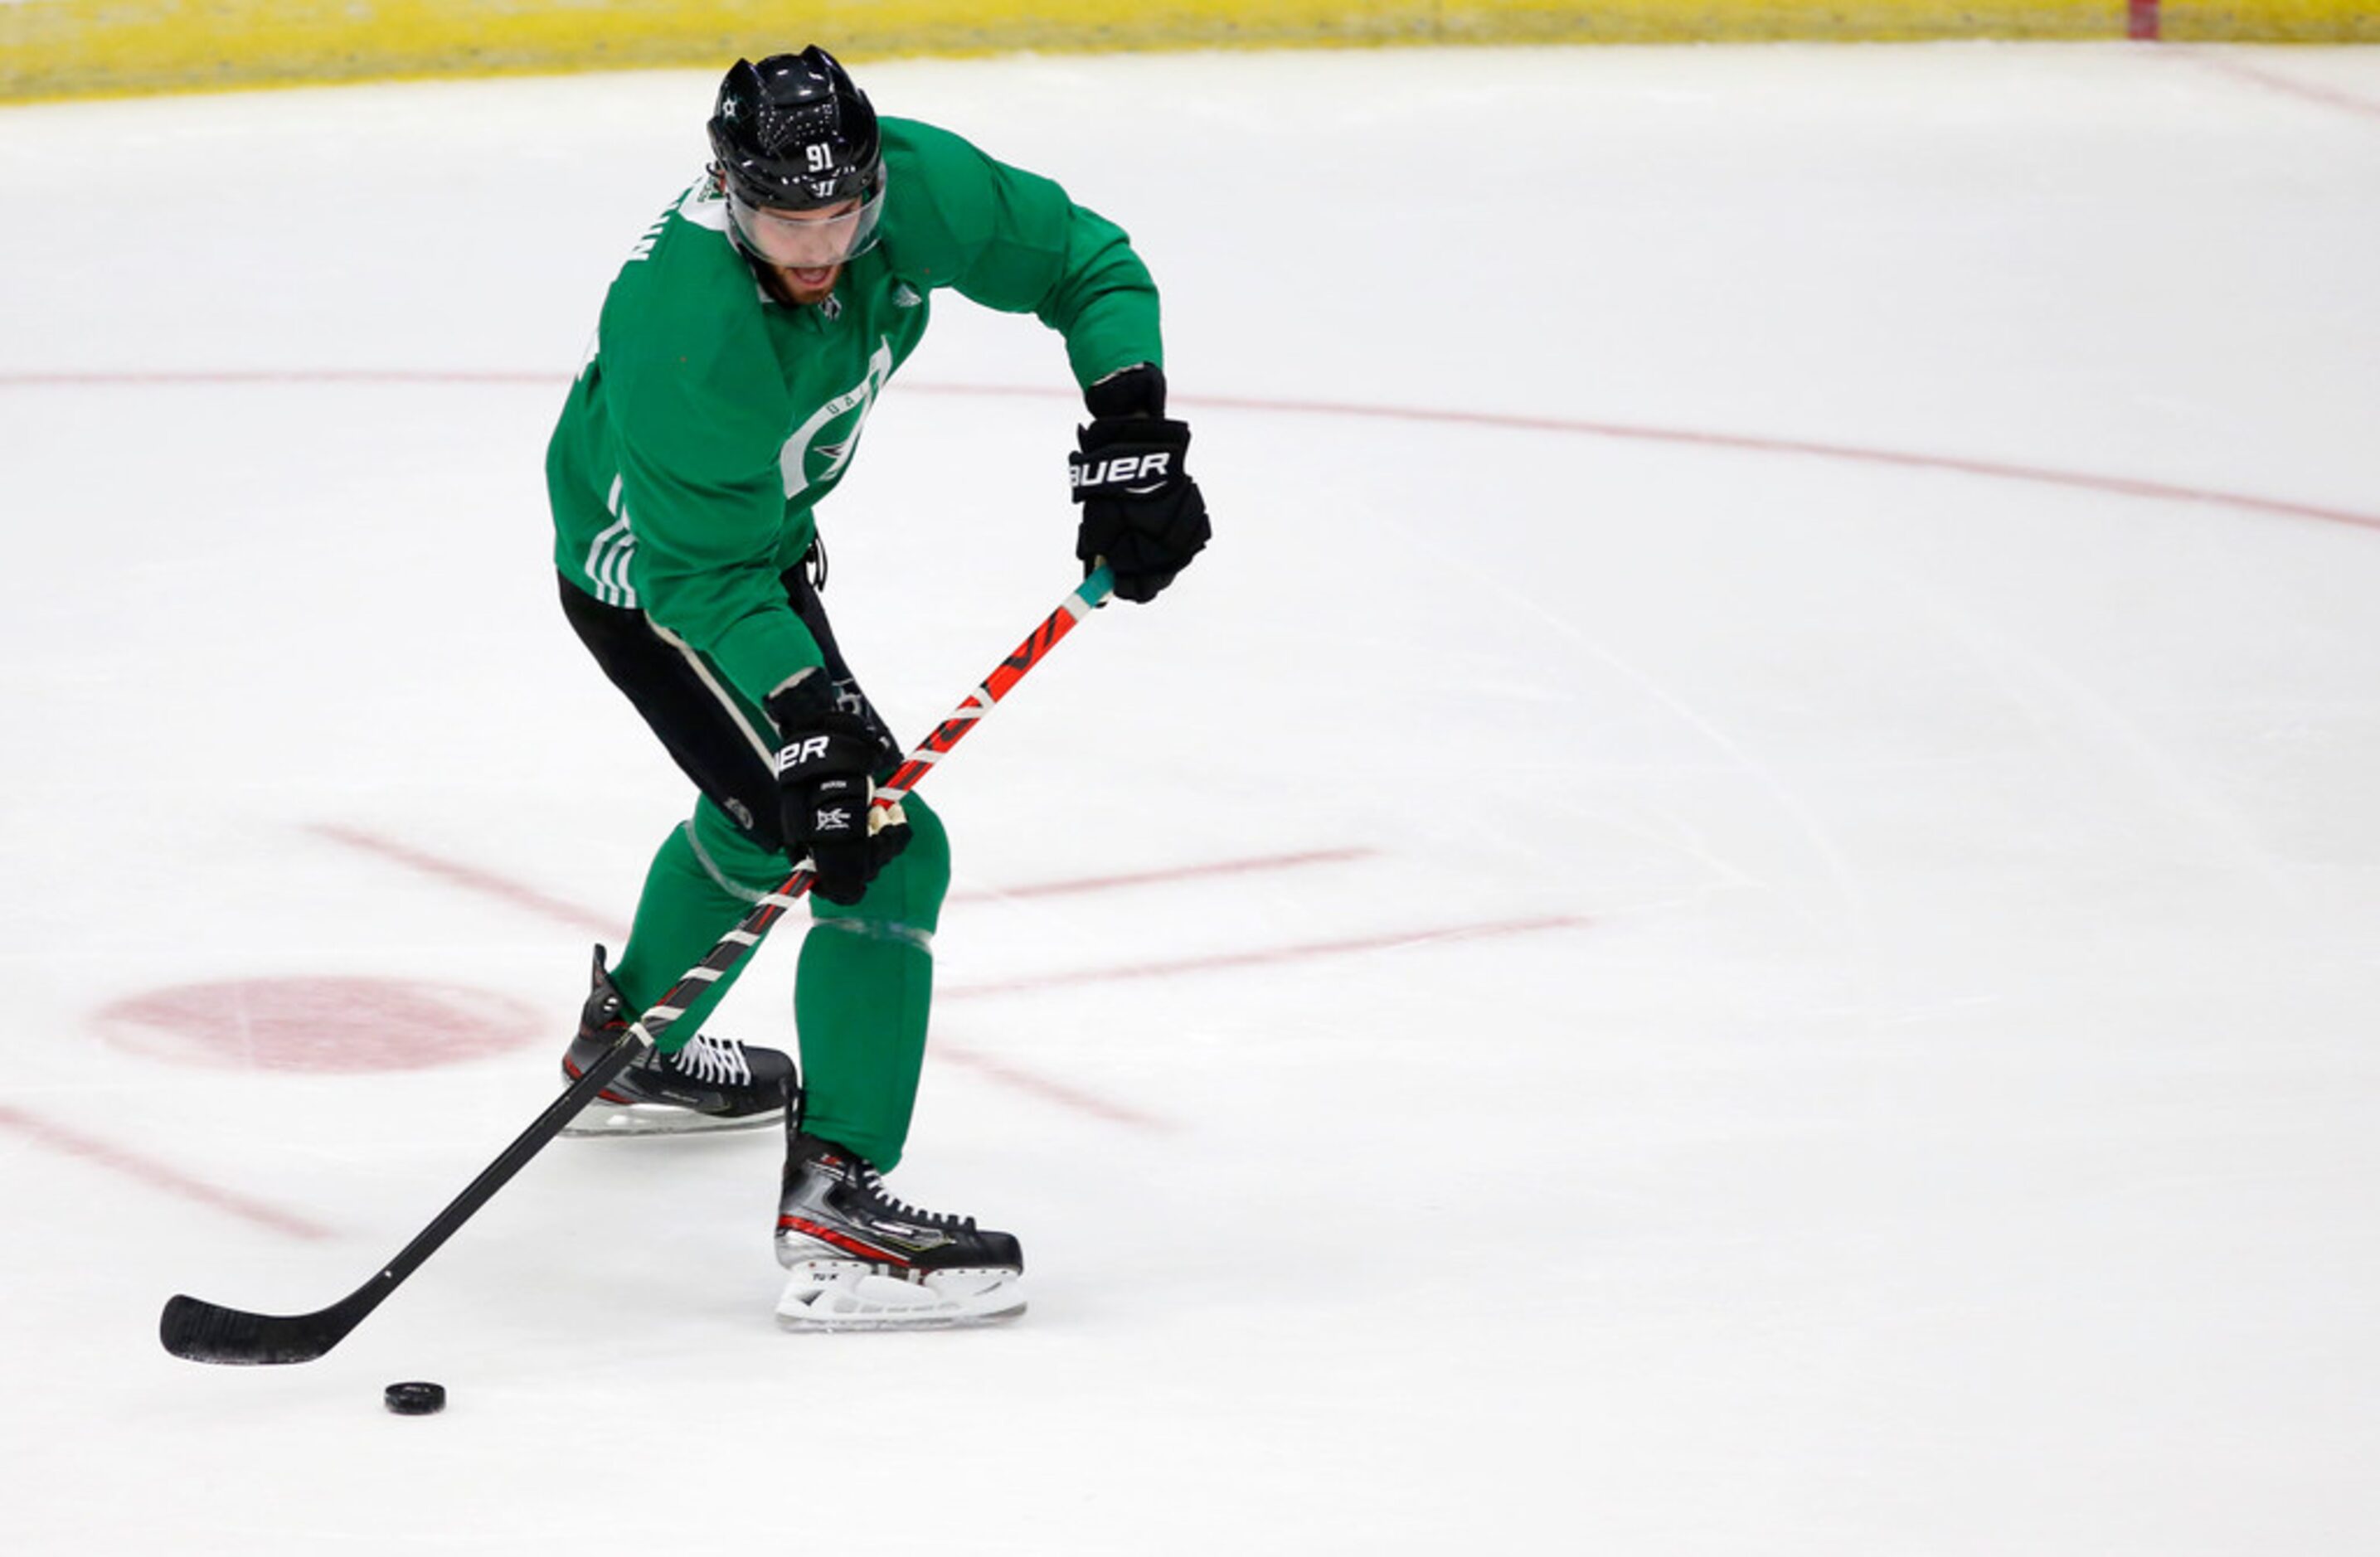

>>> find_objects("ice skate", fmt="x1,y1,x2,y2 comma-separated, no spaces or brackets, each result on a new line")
561,945,794,1136
774,1132,1026,1331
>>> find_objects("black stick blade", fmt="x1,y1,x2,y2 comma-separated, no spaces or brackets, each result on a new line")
160,1292,356,1365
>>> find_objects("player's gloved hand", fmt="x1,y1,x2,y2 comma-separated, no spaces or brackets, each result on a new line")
1071,364,1210,604
764,675,911,907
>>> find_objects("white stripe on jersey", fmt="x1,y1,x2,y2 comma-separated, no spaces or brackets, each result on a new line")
643,618,779,769
585,476,639,608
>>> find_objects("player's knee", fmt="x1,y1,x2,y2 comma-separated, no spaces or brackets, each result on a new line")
896,793,950,918
813,792,950,933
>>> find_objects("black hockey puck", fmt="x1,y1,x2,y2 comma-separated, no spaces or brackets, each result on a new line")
383,1380,446,1416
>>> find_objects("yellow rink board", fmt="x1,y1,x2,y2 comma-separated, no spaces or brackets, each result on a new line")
3,1,2375,102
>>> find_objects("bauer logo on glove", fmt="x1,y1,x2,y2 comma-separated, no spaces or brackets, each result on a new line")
1071,449,1176,495
1069,364,1210,605
776,733,838,772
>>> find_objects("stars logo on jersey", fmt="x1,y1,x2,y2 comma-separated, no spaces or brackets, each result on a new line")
780,337,895,502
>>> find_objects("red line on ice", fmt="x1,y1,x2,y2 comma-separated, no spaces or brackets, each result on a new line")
0,1104,332,1242
313,826,1377,924
309,822,1560,1007
1174,393,2380,535
2182,51,2380,124
940,914,1591,1001
0,368,554,388
902,382,2380,535
1,370,2372,534
308,825,1381,1129
926,1047,1176,1133
306,823,623,939
949,846,1378,903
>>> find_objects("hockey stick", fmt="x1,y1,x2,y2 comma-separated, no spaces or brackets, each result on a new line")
160,565,1118,1365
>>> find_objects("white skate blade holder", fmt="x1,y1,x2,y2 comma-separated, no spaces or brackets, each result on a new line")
776,1262,1027,1332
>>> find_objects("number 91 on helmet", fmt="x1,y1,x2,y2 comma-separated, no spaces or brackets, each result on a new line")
707,48,889,269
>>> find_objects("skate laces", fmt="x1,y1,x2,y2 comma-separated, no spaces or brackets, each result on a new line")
857,1163,969,1229
665,1031,755,1087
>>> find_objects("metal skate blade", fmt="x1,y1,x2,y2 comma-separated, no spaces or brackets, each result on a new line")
560,1103,784,1138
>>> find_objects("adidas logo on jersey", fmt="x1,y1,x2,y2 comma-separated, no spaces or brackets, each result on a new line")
891,284,922,308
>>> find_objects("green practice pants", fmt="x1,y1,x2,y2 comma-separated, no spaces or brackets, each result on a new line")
610,793,949,1170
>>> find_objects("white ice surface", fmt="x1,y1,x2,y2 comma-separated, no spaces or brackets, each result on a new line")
3,42,2379,1555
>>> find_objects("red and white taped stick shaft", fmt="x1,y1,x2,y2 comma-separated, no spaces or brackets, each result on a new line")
878,570,1111,803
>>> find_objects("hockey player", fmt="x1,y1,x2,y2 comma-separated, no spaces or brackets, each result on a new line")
543,48,1209,1327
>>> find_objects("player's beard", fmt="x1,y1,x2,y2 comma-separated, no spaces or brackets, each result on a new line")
772,262,843,307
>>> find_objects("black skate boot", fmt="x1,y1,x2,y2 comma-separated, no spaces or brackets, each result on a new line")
561,944,794,1137
774,1131,1027,1330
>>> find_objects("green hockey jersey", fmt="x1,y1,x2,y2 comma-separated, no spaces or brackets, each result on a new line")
546,117,1163,711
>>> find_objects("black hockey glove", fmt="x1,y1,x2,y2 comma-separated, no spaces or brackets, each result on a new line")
1071,364,1210,604
763,676,911,907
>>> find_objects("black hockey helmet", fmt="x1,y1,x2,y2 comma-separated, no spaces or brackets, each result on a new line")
707,48,884,211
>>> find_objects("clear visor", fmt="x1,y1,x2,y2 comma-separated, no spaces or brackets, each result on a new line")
726,183,886,269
